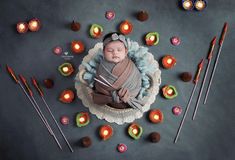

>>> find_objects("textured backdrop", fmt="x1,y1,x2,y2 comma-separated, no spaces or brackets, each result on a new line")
0,0,235,160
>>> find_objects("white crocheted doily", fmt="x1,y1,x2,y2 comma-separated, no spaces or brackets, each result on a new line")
75,42,161,125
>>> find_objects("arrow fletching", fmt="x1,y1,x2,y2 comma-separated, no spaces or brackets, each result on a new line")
6,65,19,83
219,22,228,46
19,74,33,97
194,59,204,84
31,77,44,97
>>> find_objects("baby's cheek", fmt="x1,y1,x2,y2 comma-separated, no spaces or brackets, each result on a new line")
120,53,127,59
104,54,113,62
104,52,111,58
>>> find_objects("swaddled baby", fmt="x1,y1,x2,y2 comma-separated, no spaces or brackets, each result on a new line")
92,32,144,110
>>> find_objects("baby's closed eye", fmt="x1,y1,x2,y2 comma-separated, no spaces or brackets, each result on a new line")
117,48,123,52
107,48,114,52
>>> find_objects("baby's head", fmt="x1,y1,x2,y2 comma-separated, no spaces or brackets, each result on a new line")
103,32,128,63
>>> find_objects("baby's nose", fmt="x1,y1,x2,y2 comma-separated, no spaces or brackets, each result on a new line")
112,50,118,55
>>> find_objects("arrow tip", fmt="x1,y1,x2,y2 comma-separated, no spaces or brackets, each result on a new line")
19,74,26,82
212,36,217,45
223,22,228,33
198,59,204,69
31,76,37,85
6,64,10,71
224,22,228,28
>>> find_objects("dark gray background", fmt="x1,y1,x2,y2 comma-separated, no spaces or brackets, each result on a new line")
0,0,235,160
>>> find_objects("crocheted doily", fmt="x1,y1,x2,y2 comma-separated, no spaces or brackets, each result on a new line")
75,42,161,125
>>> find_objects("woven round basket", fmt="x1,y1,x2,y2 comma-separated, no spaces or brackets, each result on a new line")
75,42,161,125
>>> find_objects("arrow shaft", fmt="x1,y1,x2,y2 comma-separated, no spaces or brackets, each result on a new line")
174,84,197,143
19,82,62,150
42,97,74,152
31,77,73,152
204,46,222,104
31,96,62,150
192,59,212,120
18,82,53,134
204,23,228,104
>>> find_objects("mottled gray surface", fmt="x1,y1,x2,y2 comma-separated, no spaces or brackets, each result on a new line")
0,0,235,160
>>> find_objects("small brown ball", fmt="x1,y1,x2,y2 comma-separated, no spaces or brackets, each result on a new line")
149,132,160,143
137,11,149,22
180,72,192,82
81,136,92,148
71,21,80,31
43,79,54,89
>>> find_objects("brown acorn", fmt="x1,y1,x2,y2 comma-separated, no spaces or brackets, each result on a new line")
149,132,160,143
180,72,192,82
43,79,54,89
137,11,149,22
71,21,80,31
81,136,92,147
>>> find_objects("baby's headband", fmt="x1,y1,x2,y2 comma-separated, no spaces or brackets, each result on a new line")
103,33,127,48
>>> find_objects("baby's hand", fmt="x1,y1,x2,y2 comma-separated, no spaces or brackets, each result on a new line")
118,88,130,103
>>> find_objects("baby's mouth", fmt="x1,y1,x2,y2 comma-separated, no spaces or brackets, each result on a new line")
112,56,119,59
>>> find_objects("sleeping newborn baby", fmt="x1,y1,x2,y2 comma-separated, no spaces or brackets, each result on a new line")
92,32,144,110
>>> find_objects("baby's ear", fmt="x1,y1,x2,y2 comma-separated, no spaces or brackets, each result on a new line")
125,48,128,54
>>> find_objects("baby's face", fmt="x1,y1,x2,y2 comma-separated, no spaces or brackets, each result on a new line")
103,40,128,63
